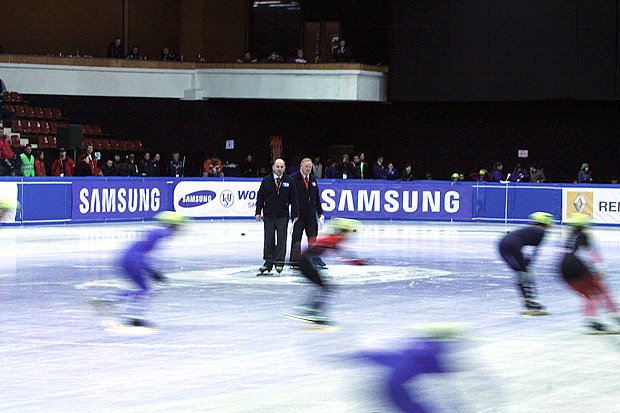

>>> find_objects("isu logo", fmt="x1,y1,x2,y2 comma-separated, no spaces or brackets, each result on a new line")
220,190,234,208
566,191,593,218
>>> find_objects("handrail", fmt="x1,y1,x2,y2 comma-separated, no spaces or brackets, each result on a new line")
0,54,389,73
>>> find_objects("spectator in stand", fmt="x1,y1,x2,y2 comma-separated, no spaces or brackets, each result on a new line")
160,47,176,61
350,154,361,179
101,159,116,176
358,152,370,179
203,154,224,177
478,169,489,182
336,154,355,179
0,135,15,176
127,45,141,60
0,78,6,94
74,155,93,176
386,162,398,180
151,153,162,176
287,48,307,63
401,163,414,181
325,158,337,178
139,152,156,176
312,156,324,179
578,163,593,183
51,148,75,177
372,156,386,179
263,51,284,63
237,51,257,63
112,153,122,175
34,151,46,176
127,153,139,176
508,163,530,182
241,154,258,177
106,37,124,58
332,39,353,63
490,161,505,182
19,144,35,177
167,152,184,177
529,164,546,183
84,144,102,176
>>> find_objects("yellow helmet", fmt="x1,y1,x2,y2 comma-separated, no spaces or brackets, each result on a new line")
0,198,19,211
331,218,360,232
479,169,487,175
566,213,591,228
155,211,188,226
529,212,554,227
451,173,459,180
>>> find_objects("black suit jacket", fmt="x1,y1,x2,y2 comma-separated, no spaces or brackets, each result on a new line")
290,171,323,218
255,174,299,219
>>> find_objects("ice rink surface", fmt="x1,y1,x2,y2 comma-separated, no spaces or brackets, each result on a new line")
2,219,620,412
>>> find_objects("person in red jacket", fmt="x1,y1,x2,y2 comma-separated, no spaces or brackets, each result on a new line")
0,135,15,175
51,148,75,177
34,150,46,176
286,218,367,326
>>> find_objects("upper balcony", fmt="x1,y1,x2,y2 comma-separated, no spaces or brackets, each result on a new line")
0,54,388,102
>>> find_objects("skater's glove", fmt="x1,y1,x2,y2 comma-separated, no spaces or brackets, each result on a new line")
151,270,169,284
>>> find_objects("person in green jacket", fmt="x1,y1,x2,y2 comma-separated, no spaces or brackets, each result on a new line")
19,144,35,177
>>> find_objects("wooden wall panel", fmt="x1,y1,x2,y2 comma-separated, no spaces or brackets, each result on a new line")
127,0,181,60
201,0,250,63
0,0,123,56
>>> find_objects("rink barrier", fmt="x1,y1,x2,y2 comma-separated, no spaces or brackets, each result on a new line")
0,177,616,225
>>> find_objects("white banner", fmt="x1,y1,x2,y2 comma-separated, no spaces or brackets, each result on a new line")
173,181,261,217
562,187,620,224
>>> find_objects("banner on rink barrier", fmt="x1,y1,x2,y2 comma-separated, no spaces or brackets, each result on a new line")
173,180,261,217
562,187,620,224
318,181,473,220
0,181,19,223
72,180,168,220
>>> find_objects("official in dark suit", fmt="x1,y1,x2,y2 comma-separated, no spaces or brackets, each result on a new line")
255,158,299,273
290,158,324,266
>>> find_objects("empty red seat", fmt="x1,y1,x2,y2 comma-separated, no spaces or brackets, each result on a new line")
38,136,49,148
48,136,57,148
11,119,22,132
39,121,51,135
51,108,63,120
24,106,35,118
10,92,23,103
34,107,45,119
21,120,33,134
43,107,54,119
92,125,103,135
14,105,26,118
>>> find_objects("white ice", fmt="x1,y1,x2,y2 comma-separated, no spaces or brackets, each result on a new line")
2,220,620,412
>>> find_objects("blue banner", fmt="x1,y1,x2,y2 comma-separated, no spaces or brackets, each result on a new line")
318,181,473,220
72,179,168,221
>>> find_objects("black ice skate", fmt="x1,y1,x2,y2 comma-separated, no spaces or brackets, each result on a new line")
584,320,620,335
257,265,274,276
521,299,549,316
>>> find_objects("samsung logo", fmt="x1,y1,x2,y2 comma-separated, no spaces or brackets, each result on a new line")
179,190,217,208
321,189,460,214
79,187,161,214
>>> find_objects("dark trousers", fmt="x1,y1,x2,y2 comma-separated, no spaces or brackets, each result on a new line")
290,215,318,263
263,216,289,267
498,238,528,272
